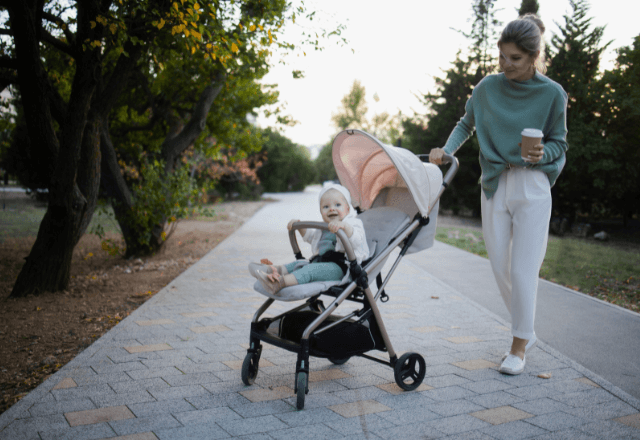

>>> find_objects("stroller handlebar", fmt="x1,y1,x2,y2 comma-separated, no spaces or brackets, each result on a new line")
288,222,357,263
417,152,459,204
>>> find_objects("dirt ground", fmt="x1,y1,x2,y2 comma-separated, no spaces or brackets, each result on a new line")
0,198,268,416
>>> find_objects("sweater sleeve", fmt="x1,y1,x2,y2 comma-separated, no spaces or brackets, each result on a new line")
540,88,569,164
443,96,476,155
335,217,369,264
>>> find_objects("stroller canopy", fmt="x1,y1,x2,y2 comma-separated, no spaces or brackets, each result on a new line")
332,129,442,218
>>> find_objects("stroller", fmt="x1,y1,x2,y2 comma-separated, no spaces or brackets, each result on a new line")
242,129,459,409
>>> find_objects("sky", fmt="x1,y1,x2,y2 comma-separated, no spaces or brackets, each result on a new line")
256,0,639,154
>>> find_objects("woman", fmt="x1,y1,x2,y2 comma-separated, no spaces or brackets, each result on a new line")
430,13,568,375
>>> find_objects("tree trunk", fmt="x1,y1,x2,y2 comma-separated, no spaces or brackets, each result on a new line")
9,0,102,298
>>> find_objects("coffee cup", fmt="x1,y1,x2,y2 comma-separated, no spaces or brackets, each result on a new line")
521,128,543,161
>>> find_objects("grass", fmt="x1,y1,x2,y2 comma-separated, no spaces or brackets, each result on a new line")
436,227,640,313
0,196,122,242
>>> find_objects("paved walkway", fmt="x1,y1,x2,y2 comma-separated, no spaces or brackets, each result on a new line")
1,188,639,440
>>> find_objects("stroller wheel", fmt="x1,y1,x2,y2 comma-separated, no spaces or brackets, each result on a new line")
328,356,350,365
296,372,308,410
393,352,426,391
241,352,260,385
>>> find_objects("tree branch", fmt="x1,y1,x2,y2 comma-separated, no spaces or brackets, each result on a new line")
41,11,75,45
40,28,76,57
161,70,227,173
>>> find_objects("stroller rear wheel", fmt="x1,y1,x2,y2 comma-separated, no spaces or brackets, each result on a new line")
393,352,426,391
241,352,260,385
328,356,350,365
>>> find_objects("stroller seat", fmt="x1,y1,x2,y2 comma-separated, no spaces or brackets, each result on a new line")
253,207,412,302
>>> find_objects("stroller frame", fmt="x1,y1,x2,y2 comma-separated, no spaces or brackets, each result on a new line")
242,153,459,410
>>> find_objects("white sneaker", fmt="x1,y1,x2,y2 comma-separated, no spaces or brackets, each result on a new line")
499,354,525,375
501,335,538,361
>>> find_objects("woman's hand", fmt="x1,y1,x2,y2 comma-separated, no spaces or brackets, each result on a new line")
521,143,544,163
328,220,353,237
429,148,445,165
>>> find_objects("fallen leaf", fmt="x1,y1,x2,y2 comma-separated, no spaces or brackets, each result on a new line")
260,258,273,265
431,296,439,299
537,373,552,379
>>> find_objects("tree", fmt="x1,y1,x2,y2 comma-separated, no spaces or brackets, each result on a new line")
1,0,345,297
257,128,316,192
314,142,337,184
331,80,368,130
518,0,540,16
331,81,401,145
457,0,502,77
598,35,640,224
546,0,610,219
401,52,483,215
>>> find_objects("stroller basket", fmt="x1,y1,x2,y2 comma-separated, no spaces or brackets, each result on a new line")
258,308,385,359
241,129,459,410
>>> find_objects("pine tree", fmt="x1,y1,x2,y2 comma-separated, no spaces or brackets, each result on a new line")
459,0,502,77
546,0,610,218
598,36,640,224
518,0,540,16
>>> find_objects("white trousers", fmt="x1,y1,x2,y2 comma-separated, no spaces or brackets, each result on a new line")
481,168,552,340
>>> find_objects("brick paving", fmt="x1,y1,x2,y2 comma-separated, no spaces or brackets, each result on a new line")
1,190,639,439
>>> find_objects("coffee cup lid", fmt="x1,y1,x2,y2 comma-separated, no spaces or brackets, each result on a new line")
521,128,543,137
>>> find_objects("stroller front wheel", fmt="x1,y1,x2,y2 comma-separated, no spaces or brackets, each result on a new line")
241,352,260,385
394,352,426,391
296,372,308,410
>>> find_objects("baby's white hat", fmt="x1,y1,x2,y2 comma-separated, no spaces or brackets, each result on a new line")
319,183,351,205
319,183,357,219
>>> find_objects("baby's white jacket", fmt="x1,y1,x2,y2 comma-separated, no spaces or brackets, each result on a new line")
302,217,369,264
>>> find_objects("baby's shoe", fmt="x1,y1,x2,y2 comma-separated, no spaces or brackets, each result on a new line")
256,270,286,295
249,263,282,279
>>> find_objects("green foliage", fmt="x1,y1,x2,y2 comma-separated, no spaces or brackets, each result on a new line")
597,35,640,222
124,160,201,252
546,0,611,218
456,0,502,77
517,0,540,16
402,53,483,215
314,142,337,183
331,80,368,130
257,128,316,192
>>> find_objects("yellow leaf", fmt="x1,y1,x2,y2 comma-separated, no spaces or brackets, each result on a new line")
239,23,243,30
191,22,197,28
191,46,196,54
231,43,238,53
191,30,201,40
158,18,165,29
109,23,117,34
194,3,200,10
173,2,179,9
90,21,96,29
183,28,190,37
259,24,263,31
249,24,256,31
161,231,167,241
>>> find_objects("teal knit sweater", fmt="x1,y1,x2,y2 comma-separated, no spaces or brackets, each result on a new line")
443,71,569,199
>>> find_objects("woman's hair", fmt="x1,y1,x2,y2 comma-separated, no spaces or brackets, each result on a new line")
498,13,546,73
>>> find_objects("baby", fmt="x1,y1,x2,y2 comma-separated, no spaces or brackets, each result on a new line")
249,184,369,295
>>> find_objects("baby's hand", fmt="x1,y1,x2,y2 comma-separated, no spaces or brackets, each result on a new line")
287,219,300,231
328,220,344,233
328,220,353,237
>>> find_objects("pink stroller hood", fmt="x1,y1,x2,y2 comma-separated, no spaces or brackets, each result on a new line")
332,130,442,217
